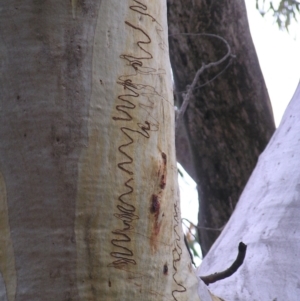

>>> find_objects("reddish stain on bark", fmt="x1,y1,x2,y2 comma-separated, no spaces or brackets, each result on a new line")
150,194,160,214
160,175,166,189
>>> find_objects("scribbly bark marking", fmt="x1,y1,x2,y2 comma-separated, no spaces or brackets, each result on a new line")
172,201,187,300
109,0,164,269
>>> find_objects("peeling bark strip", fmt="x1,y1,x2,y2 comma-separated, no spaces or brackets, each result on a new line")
200,242,247,285
109,0,165,269
160,152,167,189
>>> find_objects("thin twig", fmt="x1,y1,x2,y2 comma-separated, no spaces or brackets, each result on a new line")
182,217,225,232
169,33,235,131
182,220,198,239
174,58,233,95
200,242,247,285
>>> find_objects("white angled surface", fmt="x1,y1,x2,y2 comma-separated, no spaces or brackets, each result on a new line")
198,82,300,300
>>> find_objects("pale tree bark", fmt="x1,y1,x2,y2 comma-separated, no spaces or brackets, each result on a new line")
198,82,300,300
167,0,275,256
0,1,211,300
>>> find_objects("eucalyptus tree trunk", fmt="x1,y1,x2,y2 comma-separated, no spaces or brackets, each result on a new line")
167,0,275,256
198,82,300,300
0,1,204,300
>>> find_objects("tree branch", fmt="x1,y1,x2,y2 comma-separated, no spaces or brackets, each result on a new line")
169,33,235,132
174,58,232,95
199,242,247,285
183,234,196,267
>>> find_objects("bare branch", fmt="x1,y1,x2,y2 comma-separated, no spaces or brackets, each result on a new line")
169,33,235,131
174,58,232,95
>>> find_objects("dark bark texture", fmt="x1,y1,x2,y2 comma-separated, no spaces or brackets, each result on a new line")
167,0,275,256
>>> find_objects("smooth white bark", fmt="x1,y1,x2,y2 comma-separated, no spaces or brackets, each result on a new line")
198,82,300,300
75,1,201,300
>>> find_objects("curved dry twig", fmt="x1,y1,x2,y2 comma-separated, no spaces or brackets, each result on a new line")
199,242,247,285
182,217,225,233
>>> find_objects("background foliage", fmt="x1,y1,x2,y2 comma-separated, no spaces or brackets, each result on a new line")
256,0,300,29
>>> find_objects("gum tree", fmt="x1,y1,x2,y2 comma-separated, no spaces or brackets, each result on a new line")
0,1,210,300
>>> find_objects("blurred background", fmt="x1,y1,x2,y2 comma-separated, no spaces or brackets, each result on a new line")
179,0,300,266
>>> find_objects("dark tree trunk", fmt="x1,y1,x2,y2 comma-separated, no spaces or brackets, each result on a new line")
167,0,275,256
